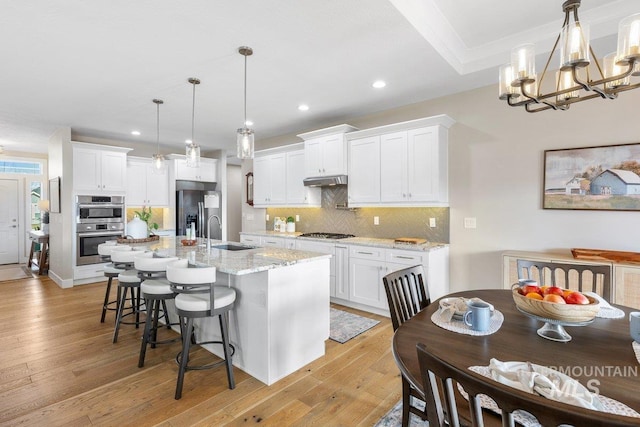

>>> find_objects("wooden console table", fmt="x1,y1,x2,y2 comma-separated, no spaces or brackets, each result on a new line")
28,230,49,275
503,250,640,310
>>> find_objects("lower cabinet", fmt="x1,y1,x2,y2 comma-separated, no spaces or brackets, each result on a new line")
349,246,387,309
239,233,450,314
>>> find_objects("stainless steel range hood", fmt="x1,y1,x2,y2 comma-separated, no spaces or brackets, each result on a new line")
303,175,348,187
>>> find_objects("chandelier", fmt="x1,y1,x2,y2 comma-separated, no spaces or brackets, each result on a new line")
186,77,201,167
237,46,255,159
499,0,640,112
151,99,166,172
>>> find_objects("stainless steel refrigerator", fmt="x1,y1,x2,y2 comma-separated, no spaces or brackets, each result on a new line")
175,180,222,239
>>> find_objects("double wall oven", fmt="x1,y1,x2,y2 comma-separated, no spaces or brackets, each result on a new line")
76,195,125,265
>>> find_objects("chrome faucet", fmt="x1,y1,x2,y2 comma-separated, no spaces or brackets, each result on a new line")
206,214,222,253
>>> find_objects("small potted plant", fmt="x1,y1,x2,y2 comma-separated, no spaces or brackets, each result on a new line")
134,206,159,236
286,216,295,233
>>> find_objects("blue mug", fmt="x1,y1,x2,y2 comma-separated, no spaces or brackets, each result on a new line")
630,312,640,343
464,301,491,332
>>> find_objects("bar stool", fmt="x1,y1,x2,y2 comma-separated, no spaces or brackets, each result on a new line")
134,252,180,367
97,243,129,323
166,259,236,400
111,248,146,343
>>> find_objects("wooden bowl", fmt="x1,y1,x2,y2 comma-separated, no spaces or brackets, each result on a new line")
511,286,600,322
180,239,197,246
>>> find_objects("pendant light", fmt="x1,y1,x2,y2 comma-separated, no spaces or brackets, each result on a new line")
186,77,201,168
151,99,166,172
237,46,254,159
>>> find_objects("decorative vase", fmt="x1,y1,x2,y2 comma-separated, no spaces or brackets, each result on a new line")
286,222,295,232
127,215,148,239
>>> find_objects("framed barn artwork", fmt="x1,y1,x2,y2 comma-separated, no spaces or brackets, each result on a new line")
543,143,640,211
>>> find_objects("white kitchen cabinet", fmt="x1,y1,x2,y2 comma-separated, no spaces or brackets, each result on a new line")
346,115,454,207
126,158,169,207
286,150,321,206
297,124,358,178
174,157,217,182
349,245,387,309
253,153,287,207
260,235,286,248
72,143,131,194
348,135,381,204
239,234,261,245
334,244,350,300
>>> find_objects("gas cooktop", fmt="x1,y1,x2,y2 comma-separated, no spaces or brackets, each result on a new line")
298,232,355,239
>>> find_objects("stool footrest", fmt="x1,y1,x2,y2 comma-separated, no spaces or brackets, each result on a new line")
175,341,235,371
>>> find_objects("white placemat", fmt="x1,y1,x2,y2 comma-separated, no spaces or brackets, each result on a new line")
596,306,625,319
457,365,640,426
431,309,504,336
633,341,640,364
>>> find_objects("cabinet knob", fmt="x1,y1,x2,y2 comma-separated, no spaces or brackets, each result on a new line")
408,193,412,198
402,193,406,197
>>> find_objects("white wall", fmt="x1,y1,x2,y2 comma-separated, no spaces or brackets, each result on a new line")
256,82,640,292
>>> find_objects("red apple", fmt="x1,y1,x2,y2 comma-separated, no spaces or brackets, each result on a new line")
520,284,541,296
543,286,564,297
565,291,590,305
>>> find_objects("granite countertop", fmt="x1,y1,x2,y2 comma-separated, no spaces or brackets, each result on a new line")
240,231,447,252
133,236,331,276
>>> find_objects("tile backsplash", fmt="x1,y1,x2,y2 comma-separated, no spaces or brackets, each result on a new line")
266,187,449,243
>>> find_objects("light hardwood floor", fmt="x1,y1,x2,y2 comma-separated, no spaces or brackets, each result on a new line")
0,274,401,426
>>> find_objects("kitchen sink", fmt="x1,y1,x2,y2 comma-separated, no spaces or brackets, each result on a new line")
210,244,255,251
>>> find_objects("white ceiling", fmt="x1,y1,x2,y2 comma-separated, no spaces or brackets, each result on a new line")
0,0,635,158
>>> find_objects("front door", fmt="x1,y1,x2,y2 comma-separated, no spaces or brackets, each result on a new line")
0,179,19,264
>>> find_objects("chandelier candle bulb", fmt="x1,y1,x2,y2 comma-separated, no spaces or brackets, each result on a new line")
604,53,630,88
557,70,579,101
499,64,517,99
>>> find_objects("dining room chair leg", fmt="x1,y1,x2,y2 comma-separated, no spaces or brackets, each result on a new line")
401,376,411,427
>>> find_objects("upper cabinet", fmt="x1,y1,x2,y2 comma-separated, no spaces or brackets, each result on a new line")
347,115,455,207
253,144,321,208
174,157,217,182
72,142,131,194
297,124,358,177
126,157,170,207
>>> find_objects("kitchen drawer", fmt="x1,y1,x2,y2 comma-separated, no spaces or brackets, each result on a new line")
349,245,385,261
240,235,261,245
74,263,108,280
386,248,427,266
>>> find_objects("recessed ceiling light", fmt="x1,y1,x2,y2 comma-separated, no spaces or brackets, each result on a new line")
131,130,141,136
185,139,192,145
245,120,254,127
372,80,386,89
298,104,309,111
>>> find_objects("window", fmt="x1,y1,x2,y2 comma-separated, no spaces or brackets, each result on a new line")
0,160,42,175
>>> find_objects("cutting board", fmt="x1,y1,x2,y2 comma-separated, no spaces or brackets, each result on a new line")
571,248,640,264
394,237,427,245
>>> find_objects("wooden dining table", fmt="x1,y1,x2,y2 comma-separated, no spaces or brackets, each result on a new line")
392,289,640,418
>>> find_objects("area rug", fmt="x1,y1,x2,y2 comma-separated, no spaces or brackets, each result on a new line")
329,308,380,343
0,266,31,282
374,398,427,427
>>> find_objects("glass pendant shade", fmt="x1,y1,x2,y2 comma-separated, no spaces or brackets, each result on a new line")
237,127,254,159
152,154,166,173
556,70,579,101
617,13,640,63
510,43,535,82
186,143,200,168
498,64,517,99
560,22,590,69
604,52,630,89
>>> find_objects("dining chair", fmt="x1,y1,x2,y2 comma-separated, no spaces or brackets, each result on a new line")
416,342,636,427
516,259,612,301
383,265,430,427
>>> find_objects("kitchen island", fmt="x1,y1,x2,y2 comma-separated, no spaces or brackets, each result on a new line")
143,236,331,386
